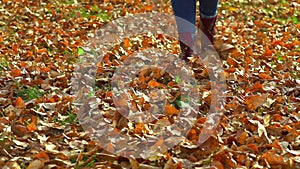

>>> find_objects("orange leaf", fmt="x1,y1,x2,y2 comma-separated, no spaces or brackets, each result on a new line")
261,151,284,165
11,69,21,77
275,95,284,103
272,139,283,152
271,114,283,122
28,116,37,132
103,5,114,10
25,51,33,57
12,45,18,54
34,151,49,161
245,48,253,56
36,48,47,53
197,117,207,124
258,73,272,80
262,47,273,57
237,132,248,145
134,123,148,136
249,83,264,92
105,91,112,99
56,153,68,160
15,97,25,108
141,39,149,47
231,49,242,58
20,61,27,68
112,59,120,66
143,5,153,11
41,67,51,73
227,57,238,67
187,128,198,140
123,38,131,48
247,144,259,153
225,103,238,109
148,80,161,88
245,57,252,64
163,104,179,116
245,94,267,111
235,154,246,165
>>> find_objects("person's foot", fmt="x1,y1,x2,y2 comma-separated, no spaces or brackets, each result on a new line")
200,16,217,49
178,32,194,62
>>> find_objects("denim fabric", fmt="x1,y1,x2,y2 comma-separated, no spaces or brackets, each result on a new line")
171,0,219,34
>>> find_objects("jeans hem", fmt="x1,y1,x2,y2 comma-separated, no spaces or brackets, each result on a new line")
200,12,218,19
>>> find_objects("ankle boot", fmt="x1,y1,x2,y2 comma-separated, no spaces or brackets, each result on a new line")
200,16,217,48
178,32,194,62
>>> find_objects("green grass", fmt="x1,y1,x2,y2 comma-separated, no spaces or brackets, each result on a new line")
291,16,299,24
69,5,111,22
175,76,181,83
61,111,77,124
174,94,191,108
77,47,85,56
0,58,9,72
75,155,96,169
16,86,44,101
63,0,75,4
52,110,77,124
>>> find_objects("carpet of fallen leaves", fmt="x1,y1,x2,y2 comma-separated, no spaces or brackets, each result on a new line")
0,0,299,168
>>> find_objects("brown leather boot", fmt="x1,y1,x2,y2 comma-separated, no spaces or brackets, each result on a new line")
200,16,217,48
178,32,194,62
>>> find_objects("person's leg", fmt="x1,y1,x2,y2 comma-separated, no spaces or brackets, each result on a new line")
199,0,219,45
171,0,196,35
199,0,218,18
171,0,196,61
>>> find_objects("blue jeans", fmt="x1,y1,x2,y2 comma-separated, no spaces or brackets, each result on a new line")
171,0,219,35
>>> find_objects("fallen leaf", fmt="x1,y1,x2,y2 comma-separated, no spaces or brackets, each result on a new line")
11,122,28,137
11,69,21,77
245,94,267,111
15,97,26,108
28,116,37,132
123,38,131,48
261,151,284,165
26,159,44,169
34,151,49,161
227,57,238,67
148,80,161,88
249,83,264,92
258,73,272,80
163,104,179,116
143,5,153,11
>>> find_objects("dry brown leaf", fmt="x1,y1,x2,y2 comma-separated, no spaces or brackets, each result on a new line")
245,94,267,111
163,104,179,116
261,151,284,165
26,159,44,169
258,73,272,80
34,151,49,161
11,122,28,137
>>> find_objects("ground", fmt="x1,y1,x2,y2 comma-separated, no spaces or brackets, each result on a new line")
0,0,299,168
